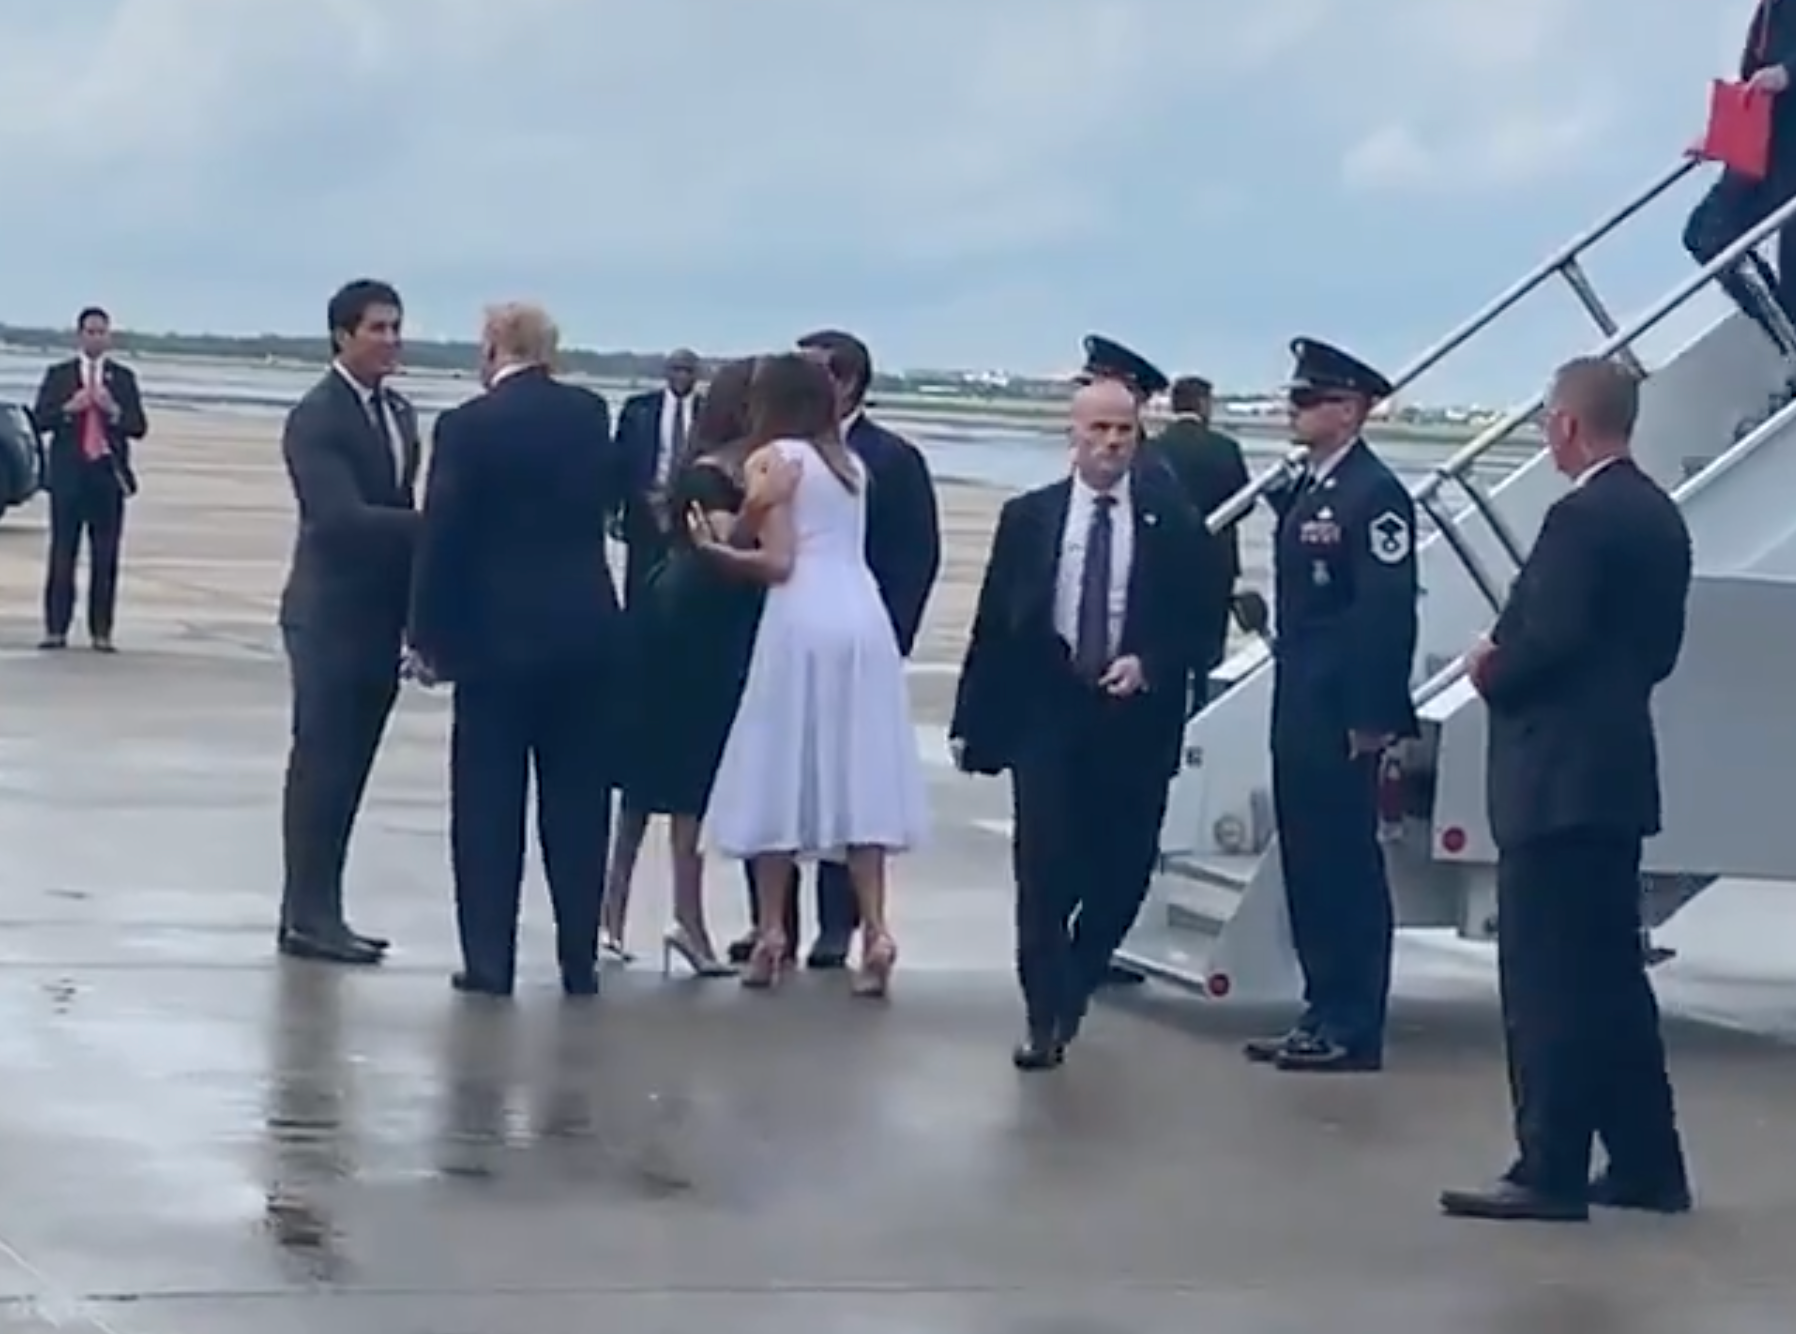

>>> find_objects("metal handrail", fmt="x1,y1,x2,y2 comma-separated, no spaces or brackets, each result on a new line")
1401,182,1796,702
1205,157,1700,536
1422,181,1796,504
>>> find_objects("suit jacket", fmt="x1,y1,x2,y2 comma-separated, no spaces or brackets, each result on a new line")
30,357,148,495
949,466,1229,779
847,414,941,656
277,369,423,677
409,367,626,683
1477,459,1692,848
1148,417,1250,582
613,388,700,548
1744,0,1796,171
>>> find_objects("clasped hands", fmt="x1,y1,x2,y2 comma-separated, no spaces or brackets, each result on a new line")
66,384,119,419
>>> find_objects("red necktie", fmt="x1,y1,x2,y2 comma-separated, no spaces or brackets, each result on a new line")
80,365,108,462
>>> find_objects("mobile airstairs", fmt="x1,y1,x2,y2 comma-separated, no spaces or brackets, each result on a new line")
1118,155,1796,1002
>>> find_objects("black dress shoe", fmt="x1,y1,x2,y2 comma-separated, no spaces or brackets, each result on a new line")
560,967,600,997
36,635,66,651
1588,1171,1693,1214
1243,1029,1306,1064
278,929,383,965
1273,1033,1382,1073
805,934,851,970
1012,1034,1065,1071
349,930,390,952
450,970,512,997
1440,1180,1588,1222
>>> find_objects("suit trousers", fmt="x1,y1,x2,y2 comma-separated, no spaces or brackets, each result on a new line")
1009,692,1169,1037
279,632,400,938
450,666,612,988
1497,830,1686,1196
44,467,126,640
1683,167,1796,351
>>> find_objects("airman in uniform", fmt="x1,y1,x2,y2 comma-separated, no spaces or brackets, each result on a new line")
1243,337,1419,1073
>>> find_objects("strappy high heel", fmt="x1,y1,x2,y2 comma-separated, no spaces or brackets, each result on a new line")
660,923,736,979
739,931,791,990
850,932,898,999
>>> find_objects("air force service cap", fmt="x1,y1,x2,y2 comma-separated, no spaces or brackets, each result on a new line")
1288,336,1395,402
1080,334,1170,399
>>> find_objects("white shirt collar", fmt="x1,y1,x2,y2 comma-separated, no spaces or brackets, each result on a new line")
1072,468,1131,508
840,407,865,436
491,362,533,387
331,359,383,401
1572,454,1623,488
1307,438,1356,482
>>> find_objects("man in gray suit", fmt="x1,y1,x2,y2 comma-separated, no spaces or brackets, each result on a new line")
275,278,422,965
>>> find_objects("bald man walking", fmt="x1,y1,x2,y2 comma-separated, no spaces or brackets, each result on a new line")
950,379,1231,1070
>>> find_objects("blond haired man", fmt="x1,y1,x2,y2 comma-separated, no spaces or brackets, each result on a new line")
410,302,629,997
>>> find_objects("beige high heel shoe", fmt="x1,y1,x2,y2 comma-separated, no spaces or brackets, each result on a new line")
850,932,898,999
739,931,791,990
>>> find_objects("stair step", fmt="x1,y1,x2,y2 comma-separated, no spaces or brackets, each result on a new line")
1157,872,1249,934
1157,851,1259,891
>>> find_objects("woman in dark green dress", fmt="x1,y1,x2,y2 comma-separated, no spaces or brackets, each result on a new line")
601,358,765,976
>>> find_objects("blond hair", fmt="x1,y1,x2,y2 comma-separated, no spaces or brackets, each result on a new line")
482,301,560,368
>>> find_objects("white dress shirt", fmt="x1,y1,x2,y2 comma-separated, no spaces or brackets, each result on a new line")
1055,471,1134,659
1572,453,1622,489
656,389,695,485
332,360,403,478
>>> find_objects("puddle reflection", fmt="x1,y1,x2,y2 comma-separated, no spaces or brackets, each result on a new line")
260,963,352,1281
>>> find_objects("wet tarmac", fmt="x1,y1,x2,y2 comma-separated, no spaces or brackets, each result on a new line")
0,422,1792,1329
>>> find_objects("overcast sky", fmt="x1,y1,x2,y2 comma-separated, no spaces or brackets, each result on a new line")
0,0,1764,400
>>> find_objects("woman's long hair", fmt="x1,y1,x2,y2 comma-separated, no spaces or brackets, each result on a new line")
744,352,859,492
674,355,760,472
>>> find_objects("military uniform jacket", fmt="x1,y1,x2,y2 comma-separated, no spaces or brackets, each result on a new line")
1268,439,1419,739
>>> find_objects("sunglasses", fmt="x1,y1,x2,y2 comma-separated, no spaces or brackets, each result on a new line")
1287,387,1358,410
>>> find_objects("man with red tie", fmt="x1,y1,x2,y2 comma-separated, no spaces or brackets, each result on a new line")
30,306,148,652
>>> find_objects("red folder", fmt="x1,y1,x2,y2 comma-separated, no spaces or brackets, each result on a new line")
1698,79,1772,180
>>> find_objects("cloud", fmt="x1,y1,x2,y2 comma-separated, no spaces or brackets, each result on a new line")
0,0,1765,396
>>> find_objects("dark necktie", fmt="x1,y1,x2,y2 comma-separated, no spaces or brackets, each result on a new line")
1074,494,1116,677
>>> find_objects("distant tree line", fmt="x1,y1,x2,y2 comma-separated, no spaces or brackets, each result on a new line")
0,321,962,397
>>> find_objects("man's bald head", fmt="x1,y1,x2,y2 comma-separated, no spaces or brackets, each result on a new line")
1069,377,1140,490
1071,376,1138,425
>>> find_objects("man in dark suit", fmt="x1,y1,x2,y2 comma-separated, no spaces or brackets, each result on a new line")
950,376,1230,1070
612,348,700,607
1151,375,1250,704
727,328,943,970
30,305,148,652
410,303,625,998
275,279,421,966
1152,376,1249,577
1442,357,1693,1222
1684,0,1796,352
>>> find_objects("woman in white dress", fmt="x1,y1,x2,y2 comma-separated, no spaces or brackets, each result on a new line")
697,353,928,996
